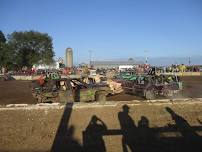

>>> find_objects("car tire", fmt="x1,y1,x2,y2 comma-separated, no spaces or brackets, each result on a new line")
95,91,106,102
145,89,156,100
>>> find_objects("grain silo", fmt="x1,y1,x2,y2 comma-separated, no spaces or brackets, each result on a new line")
65,48,73,67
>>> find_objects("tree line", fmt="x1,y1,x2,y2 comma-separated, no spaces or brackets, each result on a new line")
0,30,55,70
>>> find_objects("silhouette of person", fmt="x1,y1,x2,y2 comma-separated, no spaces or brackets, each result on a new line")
137,116,157,151
165,107,198,139
138,116,149,128
118,105,136,152
165,107,202,152
51,103,83,152
65,125,83,152
51,125,83,152
83,115,107,152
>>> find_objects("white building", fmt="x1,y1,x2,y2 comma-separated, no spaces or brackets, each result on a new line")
33,61,60,70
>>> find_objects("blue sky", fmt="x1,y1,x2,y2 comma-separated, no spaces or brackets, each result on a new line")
1,0,202,64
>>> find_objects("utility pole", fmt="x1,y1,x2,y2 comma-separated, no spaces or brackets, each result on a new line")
188,57,191,66
144,50,148,64
89,50,93,67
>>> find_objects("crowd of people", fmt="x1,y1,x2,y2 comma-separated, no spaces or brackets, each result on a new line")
0,64,201,76
158,64,201,73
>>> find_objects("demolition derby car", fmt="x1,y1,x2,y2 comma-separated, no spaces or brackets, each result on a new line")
31,77,112,103
120,74,182,100
113,67,182,100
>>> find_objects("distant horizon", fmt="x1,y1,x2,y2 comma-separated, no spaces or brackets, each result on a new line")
72,55,202,66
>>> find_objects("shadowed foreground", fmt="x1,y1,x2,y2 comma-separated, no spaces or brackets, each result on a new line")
82,106,202,152
51,103,202,152
0,102,202,152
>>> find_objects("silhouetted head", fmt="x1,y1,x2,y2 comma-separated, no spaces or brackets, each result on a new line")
141,116,149,123
138,116,149,128
122,105,130,113
91,115,98,123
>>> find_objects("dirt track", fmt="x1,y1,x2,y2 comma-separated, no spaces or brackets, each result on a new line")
0,80,36,105
0,76,202,105
180,76,202,98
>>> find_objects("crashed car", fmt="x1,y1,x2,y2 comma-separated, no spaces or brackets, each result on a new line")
31,78,112,103
121,74,182,100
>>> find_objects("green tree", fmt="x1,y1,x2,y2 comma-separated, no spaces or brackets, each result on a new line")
0,31,14,70
0,31,6,43
8,31,55,68
0,43,14,69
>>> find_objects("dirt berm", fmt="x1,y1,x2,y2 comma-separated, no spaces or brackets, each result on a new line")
0,100,202,152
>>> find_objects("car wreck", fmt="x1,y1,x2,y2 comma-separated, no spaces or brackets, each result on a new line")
120,74,182,100
31,77,112,103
